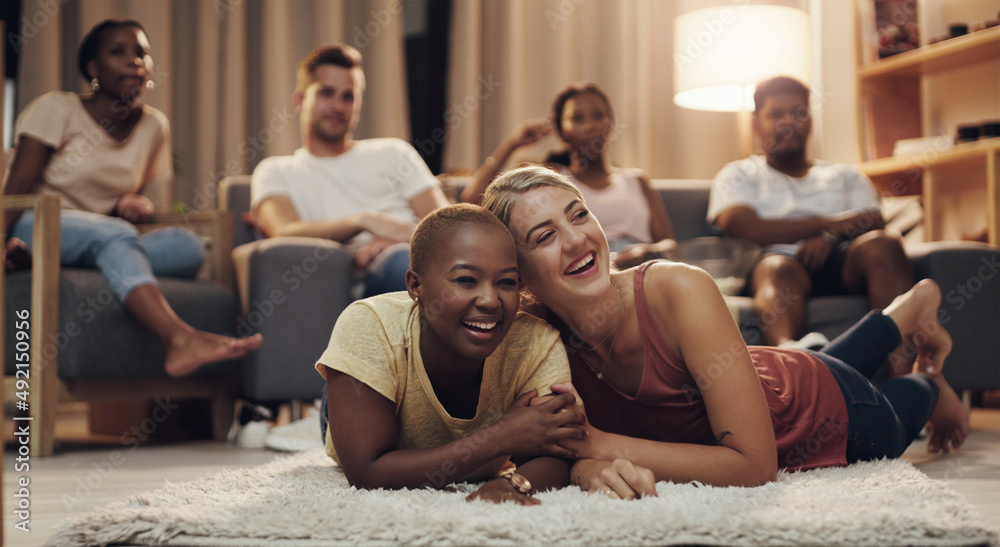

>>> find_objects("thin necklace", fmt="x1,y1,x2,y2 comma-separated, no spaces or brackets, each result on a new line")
579,277,624,381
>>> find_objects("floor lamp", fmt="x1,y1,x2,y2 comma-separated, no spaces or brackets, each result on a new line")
673,4,811,158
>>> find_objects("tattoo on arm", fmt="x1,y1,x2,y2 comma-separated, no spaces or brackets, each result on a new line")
715,431,733,445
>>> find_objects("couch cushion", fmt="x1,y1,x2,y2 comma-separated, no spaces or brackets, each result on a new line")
220,176,256,248
4,268,238,379
653,179,719,241
725,294,870,347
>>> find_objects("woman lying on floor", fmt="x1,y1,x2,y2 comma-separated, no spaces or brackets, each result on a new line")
316,204,617,505
481,165,969,499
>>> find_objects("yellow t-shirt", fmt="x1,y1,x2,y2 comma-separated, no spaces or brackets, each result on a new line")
315,292,571,482
9,91,172,214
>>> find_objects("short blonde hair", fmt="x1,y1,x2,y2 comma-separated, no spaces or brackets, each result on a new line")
480,165,584,228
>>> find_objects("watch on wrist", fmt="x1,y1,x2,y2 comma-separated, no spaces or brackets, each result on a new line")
497,466,533,495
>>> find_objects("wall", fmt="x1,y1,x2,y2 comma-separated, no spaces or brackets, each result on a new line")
921,0,1000,140
814,0,859,166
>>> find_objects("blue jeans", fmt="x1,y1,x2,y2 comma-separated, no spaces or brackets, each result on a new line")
811,311,939,462
12,209,205,302
362,243,410,298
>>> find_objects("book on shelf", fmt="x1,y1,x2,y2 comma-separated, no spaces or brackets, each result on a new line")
858,0,920,64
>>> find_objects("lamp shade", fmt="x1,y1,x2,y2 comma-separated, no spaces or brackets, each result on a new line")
673,5,810,112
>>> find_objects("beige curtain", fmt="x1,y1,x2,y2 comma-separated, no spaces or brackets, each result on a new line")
13,0,411,210
444,0,749,179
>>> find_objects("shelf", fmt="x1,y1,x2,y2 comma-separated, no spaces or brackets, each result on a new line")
858,26,1000,83
861,138,1000,178
855,3,999,245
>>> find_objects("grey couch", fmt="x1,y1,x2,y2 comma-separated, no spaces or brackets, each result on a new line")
220,176,355,404
220,175,999,405
3,195,239,456
656,179,1000,392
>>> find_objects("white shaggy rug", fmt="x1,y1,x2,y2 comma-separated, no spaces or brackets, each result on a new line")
48,448,997,547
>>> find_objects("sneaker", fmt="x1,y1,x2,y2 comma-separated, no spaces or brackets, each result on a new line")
780,331,830,351
227,403,274,448
264,413,323,452
236,420,271,448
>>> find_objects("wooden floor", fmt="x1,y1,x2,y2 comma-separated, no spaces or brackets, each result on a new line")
2,402,1000,547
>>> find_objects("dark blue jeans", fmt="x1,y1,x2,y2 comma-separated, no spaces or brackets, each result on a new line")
362,244,410,298
811,311,939,462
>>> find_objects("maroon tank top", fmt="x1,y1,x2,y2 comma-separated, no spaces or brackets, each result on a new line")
567,262,848,470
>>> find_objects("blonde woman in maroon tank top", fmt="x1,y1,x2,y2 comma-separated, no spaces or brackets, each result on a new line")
483,165,968,500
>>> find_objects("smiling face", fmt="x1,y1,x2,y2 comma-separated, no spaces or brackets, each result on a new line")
754,91,811,162
298,64,363,144
559,91,613,160
87,25,153,103
507,185,612,307
408,222,521,367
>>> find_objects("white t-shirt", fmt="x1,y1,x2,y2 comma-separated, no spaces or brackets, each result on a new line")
558,166,653,247
250,138,439,248
9,91,172,214
707,155,880,224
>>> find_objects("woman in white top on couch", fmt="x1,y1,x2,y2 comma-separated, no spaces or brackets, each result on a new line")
460,82,676,269
3,18,261,377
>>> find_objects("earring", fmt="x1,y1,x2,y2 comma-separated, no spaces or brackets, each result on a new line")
91,78,100,91
414,297,420,304
145,79,155,90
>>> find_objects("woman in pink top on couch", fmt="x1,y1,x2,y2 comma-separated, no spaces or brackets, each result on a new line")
482,165,969,499
461,82,676,269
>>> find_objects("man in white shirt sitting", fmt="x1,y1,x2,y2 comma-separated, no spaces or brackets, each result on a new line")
707,76,914,353
251,44,449,298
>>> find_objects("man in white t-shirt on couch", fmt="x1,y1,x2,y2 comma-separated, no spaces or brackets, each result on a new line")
246,43,448,452
251,43,448,299
708,76,915,353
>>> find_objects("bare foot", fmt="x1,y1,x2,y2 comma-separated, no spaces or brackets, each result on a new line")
164,331,263,377
926,375,969,453
4,237,32,272
884,279,952,375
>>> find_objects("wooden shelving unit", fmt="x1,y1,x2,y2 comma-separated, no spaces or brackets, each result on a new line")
858,26,1000,80
856,18,1000,245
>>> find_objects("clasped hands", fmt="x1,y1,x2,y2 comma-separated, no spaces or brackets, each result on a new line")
468,383,657,504
796,235,835,272
545,383,658,501
115,193,155,224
